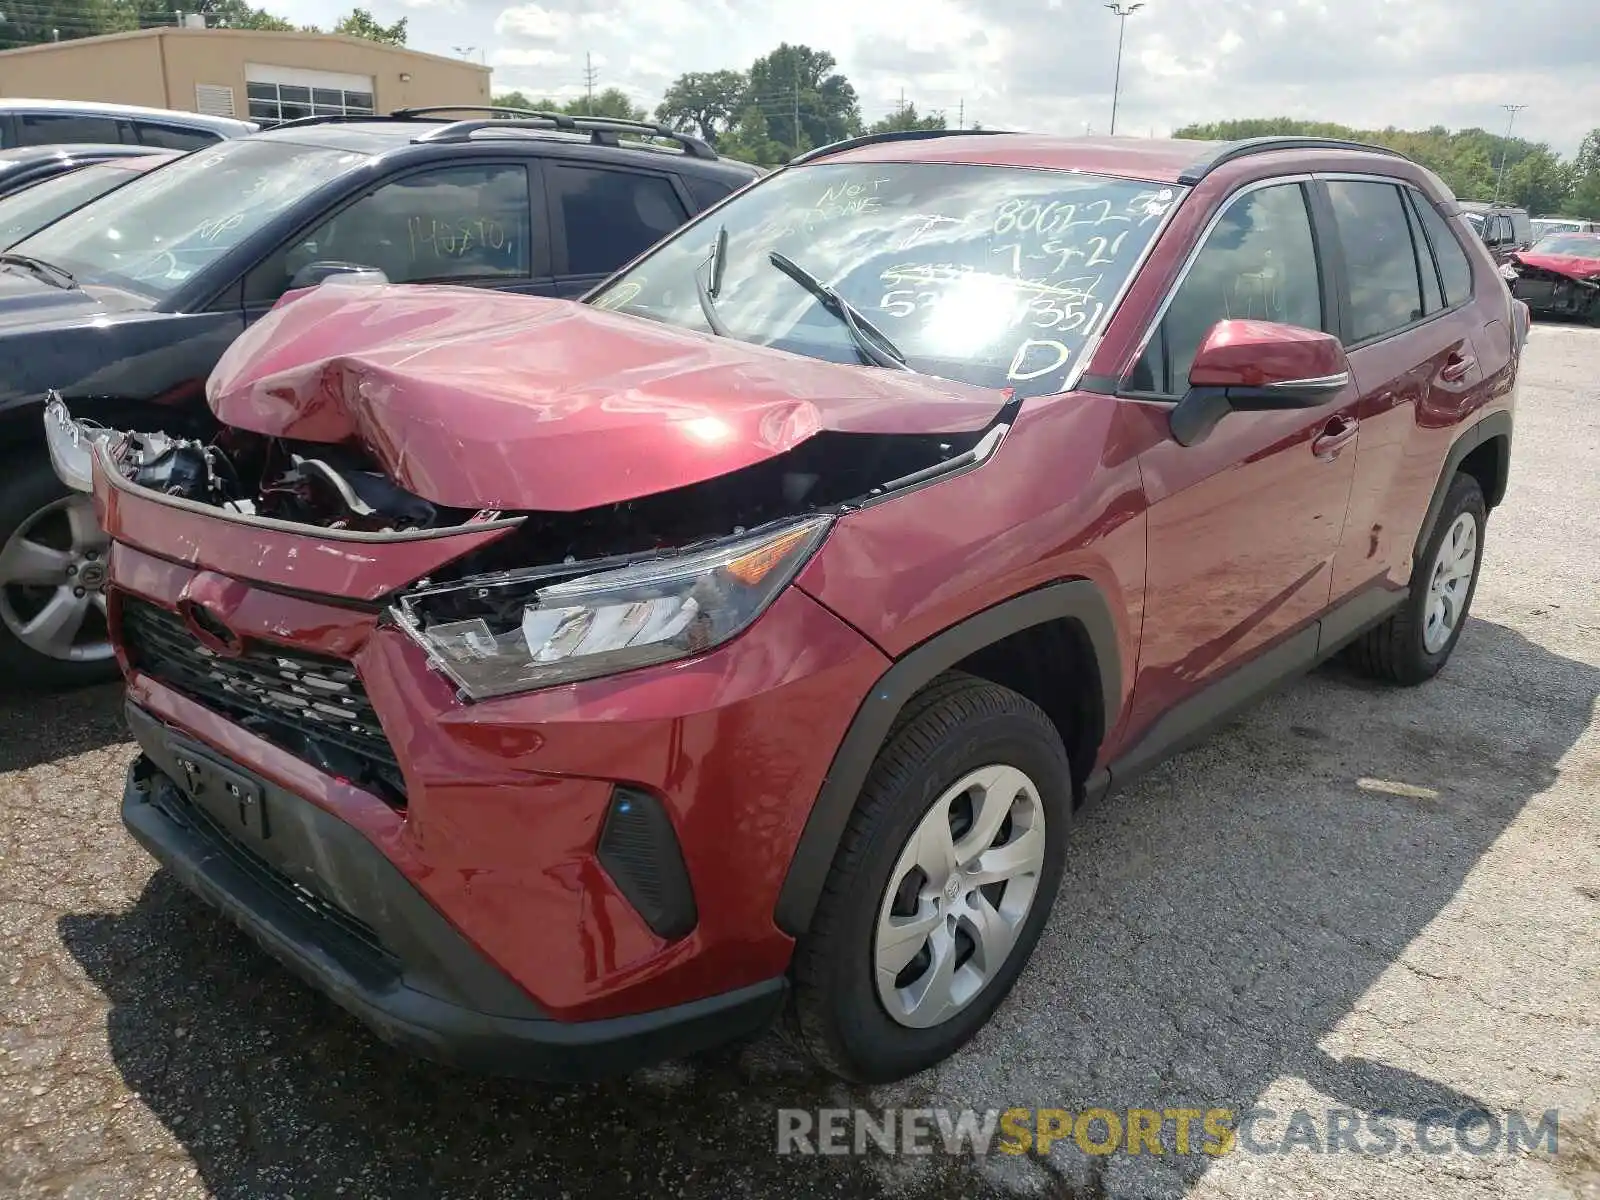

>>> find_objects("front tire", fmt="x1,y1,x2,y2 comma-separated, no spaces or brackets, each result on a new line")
0,453,117,690
790,673,1072,1083
1347,472,1487,686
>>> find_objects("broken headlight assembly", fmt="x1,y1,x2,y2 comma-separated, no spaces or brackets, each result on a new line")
395,515,833,700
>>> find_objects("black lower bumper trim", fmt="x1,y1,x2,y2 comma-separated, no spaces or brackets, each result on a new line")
121,729,786,1082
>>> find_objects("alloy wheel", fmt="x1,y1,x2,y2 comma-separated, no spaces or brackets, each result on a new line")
1423,511,1478,654
0,495,113,664
873,764,1048,1029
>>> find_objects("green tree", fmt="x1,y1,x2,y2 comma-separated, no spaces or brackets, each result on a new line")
331,6,405,44
1565,129,1600,219
1173,116,1577,212
655,69,748,145
869,103,946,135
491,89,647,122
745,43,861,159
716,104,785,167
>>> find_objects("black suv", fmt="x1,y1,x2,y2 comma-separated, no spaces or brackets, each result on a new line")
0,107,758,686
1458,200,1534,264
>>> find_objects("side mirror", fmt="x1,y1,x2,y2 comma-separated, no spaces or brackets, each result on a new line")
1169,319,1351,447
289,261,389,290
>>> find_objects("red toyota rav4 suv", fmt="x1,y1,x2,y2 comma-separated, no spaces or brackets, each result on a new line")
48,133,1523,1084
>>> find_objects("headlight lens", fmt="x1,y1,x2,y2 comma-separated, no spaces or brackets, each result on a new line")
1498,262,1520,281
396,515,832,700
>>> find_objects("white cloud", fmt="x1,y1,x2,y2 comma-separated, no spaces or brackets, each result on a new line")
266,0,1596,155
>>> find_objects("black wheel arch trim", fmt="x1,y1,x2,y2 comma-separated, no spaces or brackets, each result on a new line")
1412,408,1512,566
774,579,1121,936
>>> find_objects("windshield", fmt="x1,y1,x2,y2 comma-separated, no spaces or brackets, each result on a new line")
11,138,363,300
0,164,136,250
588,162,1179,397
1530,234,1600,260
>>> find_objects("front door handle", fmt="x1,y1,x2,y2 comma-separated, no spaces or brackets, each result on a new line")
1440,352,1476,383
1312,415,1358,461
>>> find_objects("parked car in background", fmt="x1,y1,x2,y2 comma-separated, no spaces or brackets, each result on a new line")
1531,217,1598,238
1506,232,1600,322
51,132,1521,1085
0,144,167,200
0,99,256,150
0,107,758,686
1459,200,1533,263
0,151,182,249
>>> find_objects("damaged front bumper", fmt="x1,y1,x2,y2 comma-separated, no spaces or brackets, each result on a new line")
120,714,787,1081
1510,269,1600,317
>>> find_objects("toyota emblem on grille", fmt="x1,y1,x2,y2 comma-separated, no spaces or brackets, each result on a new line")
179,599,244,657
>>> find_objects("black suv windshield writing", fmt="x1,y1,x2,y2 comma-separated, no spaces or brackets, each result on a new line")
588,162,1179,397
12,138,362,301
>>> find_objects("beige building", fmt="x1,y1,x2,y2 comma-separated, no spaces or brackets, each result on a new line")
0,28,491,126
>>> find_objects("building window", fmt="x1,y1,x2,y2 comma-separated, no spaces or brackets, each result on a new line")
246,81,375,126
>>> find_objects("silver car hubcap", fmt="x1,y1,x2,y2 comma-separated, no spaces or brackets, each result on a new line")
0,495,113,663
1424,511,1478,654
874,764,1048,1029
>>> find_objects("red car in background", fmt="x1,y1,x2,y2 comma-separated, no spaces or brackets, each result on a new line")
48,131,1523,1085
1507,232,1600,323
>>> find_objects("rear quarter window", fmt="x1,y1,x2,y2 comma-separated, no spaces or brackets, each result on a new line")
135,123,218,151
1410,195,1474,307
682,173,739,211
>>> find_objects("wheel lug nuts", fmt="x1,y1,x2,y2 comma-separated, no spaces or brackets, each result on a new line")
85,551,98,561
73,587,85,597
66,565,77,576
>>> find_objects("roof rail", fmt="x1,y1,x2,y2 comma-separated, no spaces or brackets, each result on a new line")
411,113,718,160
391,105,548,121
271,114,402,129
789,127,1018,167
1177,136,1410,185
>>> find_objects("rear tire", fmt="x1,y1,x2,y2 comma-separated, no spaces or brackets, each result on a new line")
1346,472,1486,686
0,453,117,691
789,672,1072,1083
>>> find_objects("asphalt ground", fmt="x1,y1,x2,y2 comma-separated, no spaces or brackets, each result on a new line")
2,323,1597,1200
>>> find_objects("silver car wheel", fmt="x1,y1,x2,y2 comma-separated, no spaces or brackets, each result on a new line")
0,494,112,663
873,764,1047,1030
1423,511,1478,654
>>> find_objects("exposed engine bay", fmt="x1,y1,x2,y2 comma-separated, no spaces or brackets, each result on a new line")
44,392,1009,572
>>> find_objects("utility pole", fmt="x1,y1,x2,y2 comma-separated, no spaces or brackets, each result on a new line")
583,52,597,114
1492,103,1528,205
1105,2,1144,136
957,98,964,130
792,62,801,154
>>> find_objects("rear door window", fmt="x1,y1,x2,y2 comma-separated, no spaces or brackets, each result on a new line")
1325,180,1425,343
551,164,688,276
1407,191,1474,307
15,112,124,146
134,123,218,151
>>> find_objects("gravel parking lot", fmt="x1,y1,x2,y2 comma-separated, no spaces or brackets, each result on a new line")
2,324,1597,1200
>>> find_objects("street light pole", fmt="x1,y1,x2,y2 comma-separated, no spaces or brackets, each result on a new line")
1492,103,1527,205
1105,3,1144,136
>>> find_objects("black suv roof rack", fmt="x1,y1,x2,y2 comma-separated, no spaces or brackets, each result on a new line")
410,111,717,159
1177,136,1410,185
789,127,1017,166
272,105,718,160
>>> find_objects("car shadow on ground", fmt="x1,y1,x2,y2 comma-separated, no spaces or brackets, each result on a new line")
0,681,125,773
55,618,1599,1200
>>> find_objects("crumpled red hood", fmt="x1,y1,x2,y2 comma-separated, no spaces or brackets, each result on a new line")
206,284,1006,511
1514,252,1600,279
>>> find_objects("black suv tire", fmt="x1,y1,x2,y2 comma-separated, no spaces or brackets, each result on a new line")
789,672,1072,1083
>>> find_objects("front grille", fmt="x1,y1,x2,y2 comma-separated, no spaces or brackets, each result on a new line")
143,762,397,981
120,597,406,807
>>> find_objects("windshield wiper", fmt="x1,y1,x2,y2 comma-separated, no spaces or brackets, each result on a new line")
767,250,911,371
0,252,76,290
694,225,732,338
